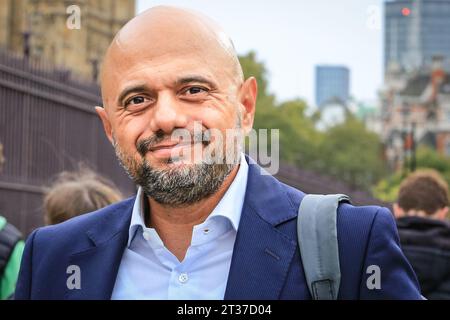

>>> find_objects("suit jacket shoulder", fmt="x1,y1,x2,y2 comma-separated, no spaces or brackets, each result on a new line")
273,180,421,299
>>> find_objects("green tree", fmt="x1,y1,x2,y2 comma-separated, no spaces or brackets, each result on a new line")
372,171,404,203
318,116,386,190
373,146,450,202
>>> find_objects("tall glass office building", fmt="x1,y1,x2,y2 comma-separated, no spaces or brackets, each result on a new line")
315,66,350,108
385,0,450,72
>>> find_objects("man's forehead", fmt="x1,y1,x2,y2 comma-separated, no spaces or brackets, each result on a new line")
117,63,219,90
105,6,234,66
101,6,243,97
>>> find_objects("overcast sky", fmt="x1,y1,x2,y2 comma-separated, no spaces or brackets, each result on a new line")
137,0,386,107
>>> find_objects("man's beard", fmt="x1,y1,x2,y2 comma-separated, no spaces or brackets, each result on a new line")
113,119,243,207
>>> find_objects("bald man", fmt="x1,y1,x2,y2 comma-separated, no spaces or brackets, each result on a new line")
15,6,421,300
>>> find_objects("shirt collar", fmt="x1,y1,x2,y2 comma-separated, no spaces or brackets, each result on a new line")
127,153,249,247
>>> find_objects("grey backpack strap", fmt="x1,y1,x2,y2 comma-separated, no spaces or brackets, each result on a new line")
297,194,350,300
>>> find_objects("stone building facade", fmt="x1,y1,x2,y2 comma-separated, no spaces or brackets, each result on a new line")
0,0,135,80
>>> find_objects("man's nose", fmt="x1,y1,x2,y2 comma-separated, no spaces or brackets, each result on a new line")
149,92,188,134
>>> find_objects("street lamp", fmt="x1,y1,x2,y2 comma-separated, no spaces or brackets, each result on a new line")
401,102,410,175
410,122,416,172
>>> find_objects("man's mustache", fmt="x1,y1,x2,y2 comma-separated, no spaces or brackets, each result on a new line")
136,130,211,157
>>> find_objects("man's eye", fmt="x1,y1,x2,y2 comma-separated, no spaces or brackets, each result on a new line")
125,96,146,106
184,86,208,95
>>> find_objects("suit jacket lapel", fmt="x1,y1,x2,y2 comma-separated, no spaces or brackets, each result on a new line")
65,198,134,300
224,158,299,299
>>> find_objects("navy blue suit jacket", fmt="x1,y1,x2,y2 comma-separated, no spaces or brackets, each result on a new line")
15,159,422,299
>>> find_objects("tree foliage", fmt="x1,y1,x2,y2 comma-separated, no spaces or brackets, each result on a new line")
239,52,387,191
318,116,386,189
373,146,450,202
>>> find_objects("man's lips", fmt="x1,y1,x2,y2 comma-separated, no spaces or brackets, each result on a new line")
148,141,205,157
149,142,180,152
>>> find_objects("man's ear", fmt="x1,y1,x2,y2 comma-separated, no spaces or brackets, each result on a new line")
393,203,405,218
239,77,257,134
95,106,114,144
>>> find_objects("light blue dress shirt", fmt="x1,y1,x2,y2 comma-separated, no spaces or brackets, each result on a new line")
111,154,249,300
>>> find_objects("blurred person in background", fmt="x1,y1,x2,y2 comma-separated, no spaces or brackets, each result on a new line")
0,141,25,299
43,168,124,225
0,216,24,300
394,169,450,299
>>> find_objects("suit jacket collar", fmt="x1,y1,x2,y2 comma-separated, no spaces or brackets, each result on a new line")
242,156,298,225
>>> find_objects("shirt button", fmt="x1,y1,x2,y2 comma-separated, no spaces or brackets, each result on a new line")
143,231,151,241
178,273,189,284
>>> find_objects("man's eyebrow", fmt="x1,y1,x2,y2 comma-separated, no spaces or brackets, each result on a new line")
116,77,217,105
117,83,149,105
175,76,217,88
